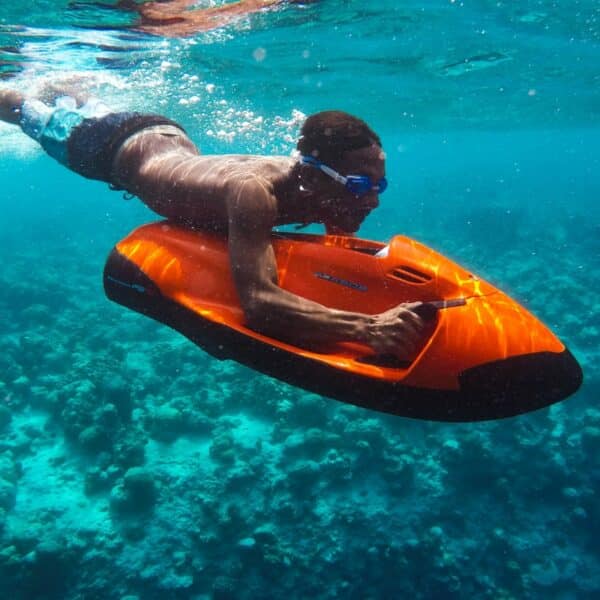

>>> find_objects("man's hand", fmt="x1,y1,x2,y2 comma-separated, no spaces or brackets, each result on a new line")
363,302,428,360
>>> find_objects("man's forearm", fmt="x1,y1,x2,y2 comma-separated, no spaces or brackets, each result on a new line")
243,284,373,349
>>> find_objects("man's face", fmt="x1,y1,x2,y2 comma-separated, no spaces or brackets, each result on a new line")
319,144,386,234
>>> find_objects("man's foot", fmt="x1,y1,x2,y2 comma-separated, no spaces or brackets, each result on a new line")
0,89,25,125
37,77,90,107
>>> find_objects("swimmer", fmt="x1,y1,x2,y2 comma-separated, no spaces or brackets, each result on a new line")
107,0,312,37
0,87,426,358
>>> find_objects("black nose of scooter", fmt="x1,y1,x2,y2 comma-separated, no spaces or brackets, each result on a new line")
457,347,583,420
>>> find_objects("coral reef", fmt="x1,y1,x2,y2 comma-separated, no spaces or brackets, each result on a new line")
0,125,597,600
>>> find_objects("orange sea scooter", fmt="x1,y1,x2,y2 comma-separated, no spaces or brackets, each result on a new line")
104,222,583,421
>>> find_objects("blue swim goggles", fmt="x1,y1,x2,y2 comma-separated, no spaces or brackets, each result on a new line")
301,155,388,196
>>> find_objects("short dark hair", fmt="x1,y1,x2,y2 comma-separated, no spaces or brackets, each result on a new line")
297,110,382,167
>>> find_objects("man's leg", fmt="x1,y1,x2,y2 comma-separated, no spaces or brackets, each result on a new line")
1,87,195,210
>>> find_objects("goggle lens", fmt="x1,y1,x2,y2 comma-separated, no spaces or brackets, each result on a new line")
301,156,387,196
346,176,388,196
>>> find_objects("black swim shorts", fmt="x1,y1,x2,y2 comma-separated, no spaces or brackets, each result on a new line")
67,112,186,184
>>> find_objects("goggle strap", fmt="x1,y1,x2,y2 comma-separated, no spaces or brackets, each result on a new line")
318,163,348,185
301,155,386,194
301,155,348,185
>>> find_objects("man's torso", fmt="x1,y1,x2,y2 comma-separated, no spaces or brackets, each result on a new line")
114,127,295,230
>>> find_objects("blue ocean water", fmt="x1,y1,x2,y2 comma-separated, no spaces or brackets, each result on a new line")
0,1,599,598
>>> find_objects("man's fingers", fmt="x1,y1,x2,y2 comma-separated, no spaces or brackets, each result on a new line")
397,338,416,357
397,305,425,334
370,301,433,358
393,339,417,361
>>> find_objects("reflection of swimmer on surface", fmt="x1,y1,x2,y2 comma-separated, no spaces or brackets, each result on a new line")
112,0,310,37
0,85,427,359
0,46,23,80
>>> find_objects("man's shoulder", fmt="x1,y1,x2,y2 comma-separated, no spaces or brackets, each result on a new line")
223,171,279,232
221,155,292,202
225,174,276,208
218,154,294,178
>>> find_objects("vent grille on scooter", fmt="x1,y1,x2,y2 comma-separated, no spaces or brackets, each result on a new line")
387,266,432,285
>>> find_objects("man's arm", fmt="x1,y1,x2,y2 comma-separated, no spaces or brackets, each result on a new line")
227,178,426,359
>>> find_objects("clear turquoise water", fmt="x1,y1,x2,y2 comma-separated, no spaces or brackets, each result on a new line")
0,2,599,598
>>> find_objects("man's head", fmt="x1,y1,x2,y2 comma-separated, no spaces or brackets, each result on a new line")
296,111,385,234
297,110,382,168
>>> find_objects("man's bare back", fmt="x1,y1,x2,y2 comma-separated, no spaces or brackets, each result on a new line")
114,128,295,230
0,88,426,359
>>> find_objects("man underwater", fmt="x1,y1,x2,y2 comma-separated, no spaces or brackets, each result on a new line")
98,0,315,38
0,88,426,359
